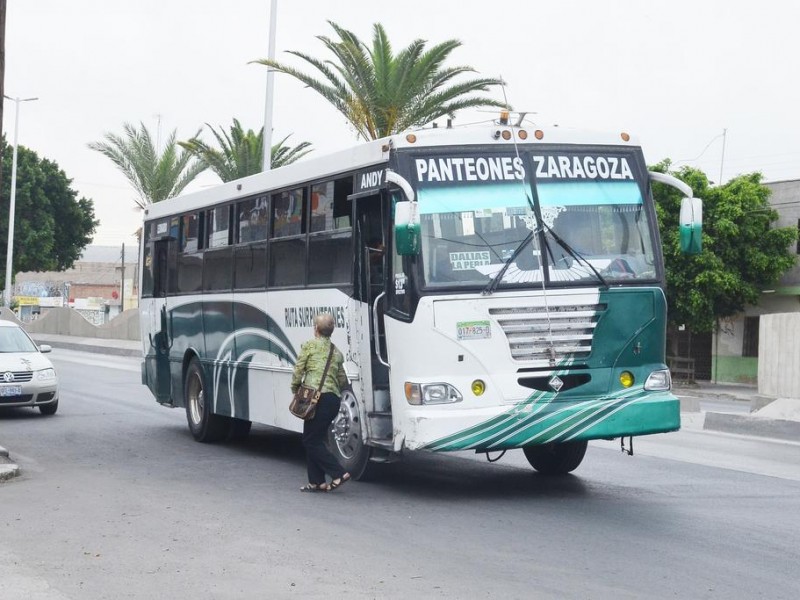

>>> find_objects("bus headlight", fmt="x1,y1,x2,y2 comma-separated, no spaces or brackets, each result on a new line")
644,369,672,391
404,382,463,405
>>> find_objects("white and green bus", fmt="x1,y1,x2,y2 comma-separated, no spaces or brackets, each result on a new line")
139,115,702,478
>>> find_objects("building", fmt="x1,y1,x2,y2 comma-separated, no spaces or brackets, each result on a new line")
14,244,138,324
710,179,800,383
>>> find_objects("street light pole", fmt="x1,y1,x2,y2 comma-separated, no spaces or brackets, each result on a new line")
3,94,38,307
262,0,277,172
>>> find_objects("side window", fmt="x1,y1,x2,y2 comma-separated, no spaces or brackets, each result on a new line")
178,212,203,293
207,205,231,248
237,196,268,243
272,188,305,238
310,180,351,232
180,213,202,253
307,177,354,285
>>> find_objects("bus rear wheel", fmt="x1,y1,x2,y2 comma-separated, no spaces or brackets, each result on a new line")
523,440,588,475
185,358,228,443
328,390,376,480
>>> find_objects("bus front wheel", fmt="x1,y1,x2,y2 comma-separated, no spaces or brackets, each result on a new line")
328,390,377,480
523,440,588,475
184,358,228,443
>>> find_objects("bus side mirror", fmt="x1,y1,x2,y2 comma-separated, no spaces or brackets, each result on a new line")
394,201,421,256
679,197,703,254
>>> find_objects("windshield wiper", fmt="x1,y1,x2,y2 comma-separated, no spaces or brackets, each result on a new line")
540,221,608,288
482,230,535,295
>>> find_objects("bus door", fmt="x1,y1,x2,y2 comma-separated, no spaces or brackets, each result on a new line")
146,237,174,403
351,192,392,443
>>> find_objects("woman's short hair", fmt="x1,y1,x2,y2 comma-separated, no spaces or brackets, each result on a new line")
315,312,335,337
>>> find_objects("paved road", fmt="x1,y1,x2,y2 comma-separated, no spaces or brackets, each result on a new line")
1,349,799,599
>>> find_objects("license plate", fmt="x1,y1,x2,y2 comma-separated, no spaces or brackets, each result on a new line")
0,386,22,396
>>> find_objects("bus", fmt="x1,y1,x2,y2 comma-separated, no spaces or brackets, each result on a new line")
139,114,702,478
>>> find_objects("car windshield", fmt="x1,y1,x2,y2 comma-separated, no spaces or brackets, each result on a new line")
418,179,656,289
0,327,39,352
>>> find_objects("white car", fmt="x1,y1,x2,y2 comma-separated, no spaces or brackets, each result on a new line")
0,320,59,415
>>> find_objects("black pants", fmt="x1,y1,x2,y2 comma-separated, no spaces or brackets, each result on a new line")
302,392,346,485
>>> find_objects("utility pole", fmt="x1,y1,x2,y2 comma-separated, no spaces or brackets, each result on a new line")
120,243,125,311
262,0,277,172
1,0,7,205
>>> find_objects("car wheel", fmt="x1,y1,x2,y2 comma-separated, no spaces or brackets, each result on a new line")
39,399,58,416
522,440,588,475
184,358,228,443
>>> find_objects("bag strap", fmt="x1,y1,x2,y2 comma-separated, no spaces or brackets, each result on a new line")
313,343,336,400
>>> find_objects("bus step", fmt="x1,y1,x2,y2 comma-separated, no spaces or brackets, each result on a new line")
368,439,395,452
368,411,392,418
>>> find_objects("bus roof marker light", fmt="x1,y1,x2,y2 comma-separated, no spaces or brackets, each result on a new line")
621,132,631,142
406,134,417,144
518,130,528,140
501,130,512,140
534,130,544,140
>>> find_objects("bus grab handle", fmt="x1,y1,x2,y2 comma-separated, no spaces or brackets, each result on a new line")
372,292,390,368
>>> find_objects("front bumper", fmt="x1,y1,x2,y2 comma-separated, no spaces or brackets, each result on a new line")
0,381,59,409
411,389,680,452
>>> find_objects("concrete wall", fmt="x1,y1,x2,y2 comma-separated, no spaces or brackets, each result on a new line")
15,307,141,341
759,313,800,399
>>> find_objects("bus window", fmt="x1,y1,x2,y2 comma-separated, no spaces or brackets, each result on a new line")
207,205,232,248
237,196,268,243
310,178,352,232
308,230,352,285
272,188,305,238
180,213,202,253
269,238,305,287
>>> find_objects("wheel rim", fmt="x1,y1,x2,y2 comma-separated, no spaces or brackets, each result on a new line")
331,394,360,460
188,372,204,426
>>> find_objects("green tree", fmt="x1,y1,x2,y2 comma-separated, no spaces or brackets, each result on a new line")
0,137,98,289
88,122,205,208
179,119,312,182
254,21,506,140
652,162,798,334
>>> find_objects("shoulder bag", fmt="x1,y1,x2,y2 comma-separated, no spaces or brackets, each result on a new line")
289,344,335,420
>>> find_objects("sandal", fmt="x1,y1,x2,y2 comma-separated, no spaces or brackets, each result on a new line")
300,483,329,493
330,473,351,490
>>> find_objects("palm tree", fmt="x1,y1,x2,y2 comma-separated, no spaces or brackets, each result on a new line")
88,122,205,208
179,119,312,182
254,21,507,141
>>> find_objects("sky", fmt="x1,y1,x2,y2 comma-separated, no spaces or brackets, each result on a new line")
3,0,800,248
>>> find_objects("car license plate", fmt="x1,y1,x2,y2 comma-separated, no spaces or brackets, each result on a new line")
0,386,22,396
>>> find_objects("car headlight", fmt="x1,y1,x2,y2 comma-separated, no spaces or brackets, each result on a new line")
404,382,463,405
36,368,56,381
644,369,671,391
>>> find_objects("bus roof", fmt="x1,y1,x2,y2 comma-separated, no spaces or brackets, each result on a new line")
144,122,641,221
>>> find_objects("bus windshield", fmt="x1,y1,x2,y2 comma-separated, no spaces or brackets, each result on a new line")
417,163,657,289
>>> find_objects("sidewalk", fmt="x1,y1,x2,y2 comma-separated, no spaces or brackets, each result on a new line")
674,381,800,442
30,334,141,358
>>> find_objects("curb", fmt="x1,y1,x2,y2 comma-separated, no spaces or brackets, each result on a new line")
703,412,800,442
0,446,20,483
32,338,140,358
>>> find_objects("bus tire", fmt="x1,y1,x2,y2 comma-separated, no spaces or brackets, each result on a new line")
328,390,377,481
523,440,588,475
184,358,228,443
